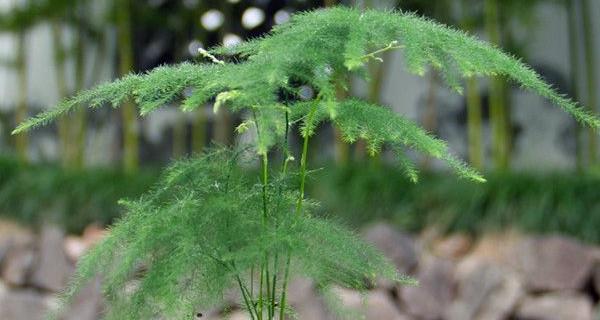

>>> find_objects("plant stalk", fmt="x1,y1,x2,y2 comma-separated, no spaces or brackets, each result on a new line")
485,0,510,171
581,0,598,165
116,0,139,172
192,108,207,153
72,13,87,168
280,100,318,320
567,0,583,170
15,31,28,162
466,77,484,170
51,22,71,168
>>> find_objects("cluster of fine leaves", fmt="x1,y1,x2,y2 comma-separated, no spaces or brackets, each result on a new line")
53,148,401,319
14,7,599,182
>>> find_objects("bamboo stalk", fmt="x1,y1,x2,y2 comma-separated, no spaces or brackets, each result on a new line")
422,70,438,168
581,0,598,165
460,0,485,170
466,77,484,170
567,0,583,170
192,109,207,153
72,11,87,168
172,114,186,158
116,0,139,172
334,76,349,165
51,22,71,168
15,31,28,162
485,0,509,171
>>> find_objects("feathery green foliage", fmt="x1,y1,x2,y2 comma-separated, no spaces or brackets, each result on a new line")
13,7,599,320
52,149,403,319
13,8,598,178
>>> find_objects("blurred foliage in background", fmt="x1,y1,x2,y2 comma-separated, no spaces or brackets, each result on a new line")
0,0,598,241
1,158,599,244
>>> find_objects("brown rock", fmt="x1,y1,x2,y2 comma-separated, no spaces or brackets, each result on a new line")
399,256,455,320
0,289,51,320
0,220,34,264
432,234,473,260
447,260,523,320
64,225,107,263
334,287,411,320
514,236,594,291
466,232,523,267
362,223,418,275
516,292,594,320
1,247,34,286
82,224,107,245
31,226,73,292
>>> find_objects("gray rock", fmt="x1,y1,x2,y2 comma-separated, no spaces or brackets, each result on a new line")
287,278,331,320
223,311,251,320
447,260,523,320
31,226,73,292
399,256,455,320
0,289,51,320
334,287,411,320
514,236,594,291
1,247,35,286
594,264,600,298
515,292,594,320
62,277,103,320
362,223,418,275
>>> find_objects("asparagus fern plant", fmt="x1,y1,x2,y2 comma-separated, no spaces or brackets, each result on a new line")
14,7,599,320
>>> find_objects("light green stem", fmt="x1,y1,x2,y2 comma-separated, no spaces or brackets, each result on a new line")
280,101,318,320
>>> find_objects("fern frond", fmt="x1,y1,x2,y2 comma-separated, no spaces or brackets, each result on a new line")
54,150,402,319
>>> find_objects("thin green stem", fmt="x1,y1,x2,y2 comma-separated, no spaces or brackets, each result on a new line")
295,103,317,215
270,254,278,318
280,100,319,320
360,41,404,63
258,265,264,320
236,274,257,320
278,255,291,320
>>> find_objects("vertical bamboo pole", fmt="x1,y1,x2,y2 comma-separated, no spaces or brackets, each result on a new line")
334,75,350,165
116,0,139,172
461,0,484,170
355,52,388,161
466,77,484,170
192,108,207,153
581,0,598,165
422,70,438,169
14,31,28,162
485,0,509,171
72,9,87,168
51,22,71,167
567,0,584,170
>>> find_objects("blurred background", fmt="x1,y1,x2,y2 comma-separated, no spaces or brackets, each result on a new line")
0,0,599,319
